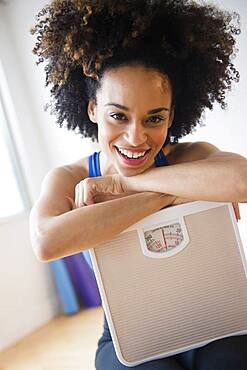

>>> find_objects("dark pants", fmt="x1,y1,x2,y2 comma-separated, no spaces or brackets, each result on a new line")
95,315,247,370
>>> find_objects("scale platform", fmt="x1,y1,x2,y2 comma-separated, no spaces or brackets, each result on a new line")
90,201,247,367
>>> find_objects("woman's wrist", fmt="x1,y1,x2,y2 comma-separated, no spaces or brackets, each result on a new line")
120,173,146,193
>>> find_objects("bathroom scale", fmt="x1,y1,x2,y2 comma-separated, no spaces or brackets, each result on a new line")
89,201,247,367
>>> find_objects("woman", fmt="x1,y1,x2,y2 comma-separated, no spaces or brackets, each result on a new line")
30,1,247,369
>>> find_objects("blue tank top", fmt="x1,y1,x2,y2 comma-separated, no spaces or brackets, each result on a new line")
83,149,170,269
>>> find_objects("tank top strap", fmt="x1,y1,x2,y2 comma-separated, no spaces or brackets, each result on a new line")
154,149,170,167
88,151,102,177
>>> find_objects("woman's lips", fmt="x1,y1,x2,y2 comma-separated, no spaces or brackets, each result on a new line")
115,146,150,166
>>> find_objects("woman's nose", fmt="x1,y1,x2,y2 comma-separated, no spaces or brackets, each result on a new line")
123,121,147,146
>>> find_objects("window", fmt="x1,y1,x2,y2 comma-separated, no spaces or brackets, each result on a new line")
0,83,31,218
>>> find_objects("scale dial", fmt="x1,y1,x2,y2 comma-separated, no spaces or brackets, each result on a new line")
139,217,189,258
144,222,184,253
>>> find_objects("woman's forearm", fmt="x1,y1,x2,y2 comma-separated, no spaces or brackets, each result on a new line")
40,192,176,261
124,153,247,203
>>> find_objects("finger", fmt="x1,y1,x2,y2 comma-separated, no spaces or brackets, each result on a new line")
83,181,95,206
232,202,237,220
70,197,76,210
232,202,241,221
236,204,240,220
233,203,239,220
79,182,85,207
84,192,94,205
76,182,82,207
171,196,192,206
75,184,79,208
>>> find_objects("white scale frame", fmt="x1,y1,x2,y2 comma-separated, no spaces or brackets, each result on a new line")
89,201,247,367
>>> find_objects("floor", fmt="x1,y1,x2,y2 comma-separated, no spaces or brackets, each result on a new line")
0,306,104,370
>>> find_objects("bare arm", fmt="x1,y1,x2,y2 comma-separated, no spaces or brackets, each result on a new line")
123,142,247,203
39,192,178,261
29,167,180,262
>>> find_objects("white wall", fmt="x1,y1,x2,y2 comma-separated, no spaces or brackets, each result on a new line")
0,0,246,351
0,213,59,351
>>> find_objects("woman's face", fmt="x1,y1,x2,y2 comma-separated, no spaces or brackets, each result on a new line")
88,65,174,176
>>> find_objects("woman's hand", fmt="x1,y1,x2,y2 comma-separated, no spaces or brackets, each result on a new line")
74,174,135,207
232,202,241,222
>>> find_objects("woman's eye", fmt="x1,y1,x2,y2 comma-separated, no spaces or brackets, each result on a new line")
146,116,164,124
110,113,127,121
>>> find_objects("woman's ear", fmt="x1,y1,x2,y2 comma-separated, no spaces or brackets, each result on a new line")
87,100,97,123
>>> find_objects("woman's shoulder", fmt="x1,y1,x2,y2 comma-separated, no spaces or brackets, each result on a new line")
165,141,220,164
40,159,88,201
36,157,89,213
62,156,89,183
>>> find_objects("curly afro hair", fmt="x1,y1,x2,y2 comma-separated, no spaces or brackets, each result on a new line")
31,0,240,146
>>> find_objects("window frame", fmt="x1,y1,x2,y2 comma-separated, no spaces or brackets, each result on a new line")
0,75,32,218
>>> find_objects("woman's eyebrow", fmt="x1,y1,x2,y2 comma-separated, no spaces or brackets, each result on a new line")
148,107,170,114
105,103,170,114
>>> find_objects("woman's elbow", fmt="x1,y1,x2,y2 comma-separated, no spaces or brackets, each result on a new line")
29,211,56,262
29,221,54,262
30,233,52,262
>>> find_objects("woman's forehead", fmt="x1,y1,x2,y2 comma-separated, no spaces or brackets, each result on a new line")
97,65,172,105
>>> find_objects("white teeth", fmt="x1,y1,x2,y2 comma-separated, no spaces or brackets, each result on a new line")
117,147,147,159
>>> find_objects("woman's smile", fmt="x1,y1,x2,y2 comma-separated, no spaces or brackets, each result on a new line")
114,145,151,167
